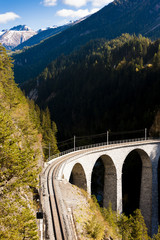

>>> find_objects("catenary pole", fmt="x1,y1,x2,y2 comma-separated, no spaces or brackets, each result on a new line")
49,143,50,159
107,131,109,145
145,128,147,140
74,135,76,151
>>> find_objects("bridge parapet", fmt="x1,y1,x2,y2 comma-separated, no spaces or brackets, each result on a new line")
48,137,159,162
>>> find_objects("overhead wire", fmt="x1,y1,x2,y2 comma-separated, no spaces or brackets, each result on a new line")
57,129,145,146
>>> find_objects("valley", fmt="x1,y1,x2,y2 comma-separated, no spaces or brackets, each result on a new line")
1,0,160,239
20,34,160,145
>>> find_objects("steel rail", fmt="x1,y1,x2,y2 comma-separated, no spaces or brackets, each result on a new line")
47,159,66,240
46,151,81,240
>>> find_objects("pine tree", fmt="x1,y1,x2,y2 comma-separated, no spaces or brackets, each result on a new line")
153,45,160,69
117,214,132,239
153,226,160,240
41,107,59,159
130,209,149,240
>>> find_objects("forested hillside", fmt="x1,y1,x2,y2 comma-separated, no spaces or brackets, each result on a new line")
0,45,58,239
14,20,85,51
13,0,160,83
22,34,160,144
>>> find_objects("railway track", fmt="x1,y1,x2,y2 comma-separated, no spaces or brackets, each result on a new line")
44,158,66,240
43,151,81,240
47,160,65,240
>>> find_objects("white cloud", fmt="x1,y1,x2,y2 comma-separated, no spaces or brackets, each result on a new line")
90,8,100,14
57,8,99,18
63,0,88,8
91,0,113,7
42,0,57,6
63,0,113,8
0,12,20,24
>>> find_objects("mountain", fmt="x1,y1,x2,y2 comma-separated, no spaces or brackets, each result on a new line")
21,34,160,144
0,30,5,36
0,25,37,50
14,25,71,50
14,18,87,51
13,0,160,83
10,25,32,31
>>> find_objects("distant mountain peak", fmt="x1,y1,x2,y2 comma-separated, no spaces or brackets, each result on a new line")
10,25,32,32
0,25,36,50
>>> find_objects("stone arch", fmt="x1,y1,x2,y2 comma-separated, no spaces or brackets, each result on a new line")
91,155,117,210
69,163,87,191
122,150,142,215
122,149,152,231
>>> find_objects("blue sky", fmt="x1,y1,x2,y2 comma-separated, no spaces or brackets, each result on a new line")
0,0,114,31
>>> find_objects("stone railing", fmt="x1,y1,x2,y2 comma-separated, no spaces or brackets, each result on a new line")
47,137,157,162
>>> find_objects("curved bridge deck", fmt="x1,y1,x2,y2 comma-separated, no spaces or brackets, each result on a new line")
42,138,160,237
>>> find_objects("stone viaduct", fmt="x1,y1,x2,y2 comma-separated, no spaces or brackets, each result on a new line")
54,140,160,235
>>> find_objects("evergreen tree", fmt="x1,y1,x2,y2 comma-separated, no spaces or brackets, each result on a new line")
117,214,132,239
41,107,59,159
129,209,149,240
153,45,160,69
153,226,160,240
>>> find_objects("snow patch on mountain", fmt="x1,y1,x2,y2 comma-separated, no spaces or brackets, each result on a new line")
10,25,32,31
0,25,37,50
